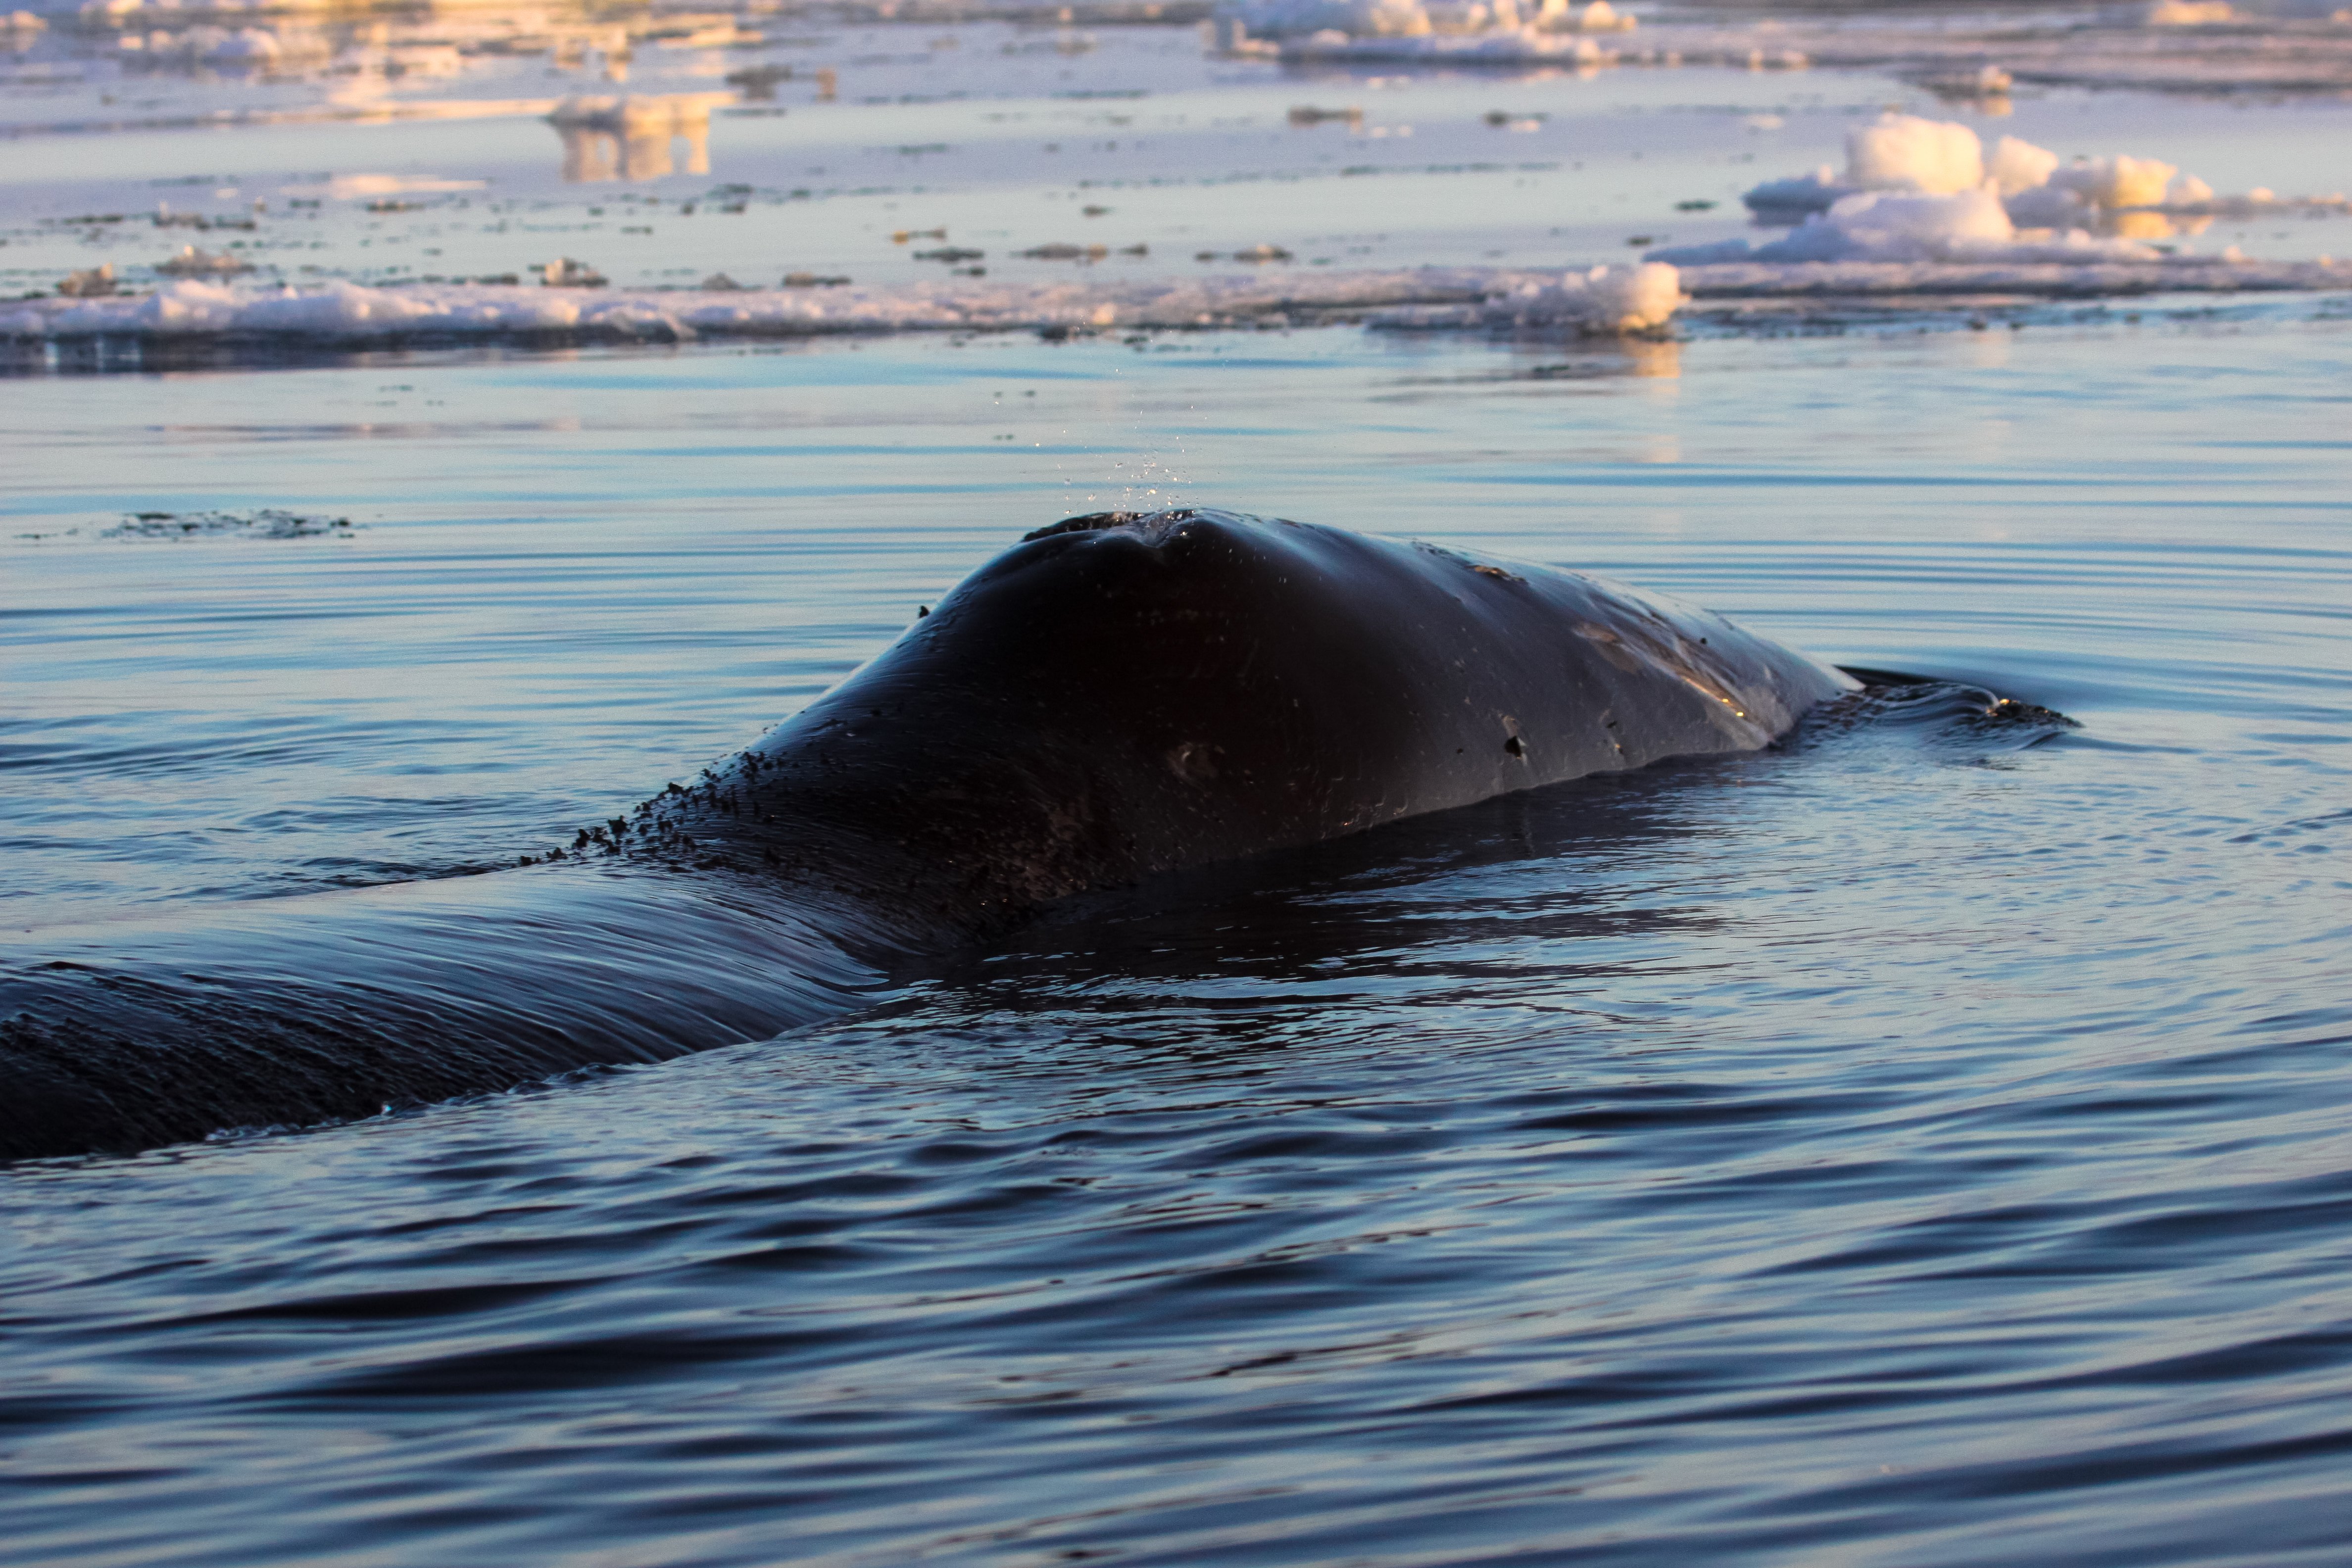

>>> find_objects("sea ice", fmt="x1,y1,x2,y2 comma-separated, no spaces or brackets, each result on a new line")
2050,155,2181,211
1206,0,1642,62
1988,137,2062,198
1743,116,2151,217
1713,111,2331,265
1199,0,2352,87
153,244,254,277
1845,114,1985,196
111,21,325,67
1,263,1691,348
1463,261,1683,332
1376,261,1684,332
1213,0,1632,40
1274,27,1614,62
57,263,118,298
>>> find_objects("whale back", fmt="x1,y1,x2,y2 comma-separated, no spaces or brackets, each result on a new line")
0,509,1859,1163
724,509,1856,925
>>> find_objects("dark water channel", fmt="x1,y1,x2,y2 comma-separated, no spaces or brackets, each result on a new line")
3,309,2350,1564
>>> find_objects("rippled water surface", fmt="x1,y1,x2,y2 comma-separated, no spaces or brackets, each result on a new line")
4,307,2351,1565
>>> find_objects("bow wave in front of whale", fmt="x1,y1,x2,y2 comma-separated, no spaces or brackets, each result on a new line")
1,509,1862,1163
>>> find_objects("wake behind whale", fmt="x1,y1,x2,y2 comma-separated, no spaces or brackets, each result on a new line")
2,508,1872,1163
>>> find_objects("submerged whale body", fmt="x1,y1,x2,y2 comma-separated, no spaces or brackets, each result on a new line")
0,509,1857,1163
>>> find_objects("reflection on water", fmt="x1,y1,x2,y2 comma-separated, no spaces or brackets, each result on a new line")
547,92,725,182
1619,334,1679,378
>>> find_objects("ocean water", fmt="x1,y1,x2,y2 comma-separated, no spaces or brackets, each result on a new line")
4,301,2350,1563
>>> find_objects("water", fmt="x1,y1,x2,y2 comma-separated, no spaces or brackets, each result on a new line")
4,306,2351,1564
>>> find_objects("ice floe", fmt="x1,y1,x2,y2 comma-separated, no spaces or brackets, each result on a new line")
57,263,119,299
1,264,1690,347
9,252,2347,353
1739,115,2218,221
1371,260,1682,331
111,21,328,68
1500,260,1683,332
1399,3,2352,93
153,244,253,277
1208,0,1654,62
1672,113,2347,267
1845,115,1989,199
1203,0,2352,86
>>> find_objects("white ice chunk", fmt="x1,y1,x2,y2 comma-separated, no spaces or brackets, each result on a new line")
1776,187,2017,261
1747,116,2008,216
1375,262,1682,332
154,245,254,277
1593,261,1682,329
1845,114,1986,196
1745,117,2234,227
1534,261,1683,330
2050,154,2179,209
1987,135,2061,197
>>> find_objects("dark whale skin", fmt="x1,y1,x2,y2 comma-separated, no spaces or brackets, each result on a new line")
0,509,1854,1163
695,508,1857,927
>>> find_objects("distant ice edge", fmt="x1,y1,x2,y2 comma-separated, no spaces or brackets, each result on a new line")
6,258,2347,349
2,266,1680,345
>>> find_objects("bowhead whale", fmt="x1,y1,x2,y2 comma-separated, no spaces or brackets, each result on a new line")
0,509,1857,1162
